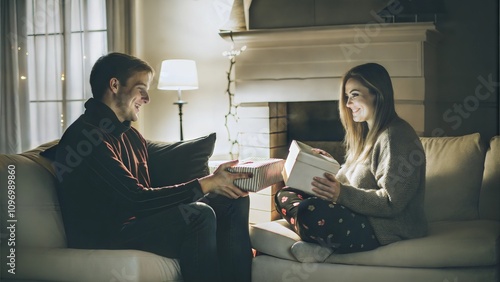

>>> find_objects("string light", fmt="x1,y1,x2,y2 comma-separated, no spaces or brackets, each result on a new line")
222,32,246,159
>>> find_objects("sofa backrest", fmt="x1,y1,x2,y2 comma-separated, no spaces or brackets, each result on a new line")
0,141,66,249
420,133,485,222
479,136,500,221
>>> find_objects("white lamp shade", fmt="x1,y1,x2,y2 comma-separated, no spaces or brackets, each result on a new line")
158,59,199,90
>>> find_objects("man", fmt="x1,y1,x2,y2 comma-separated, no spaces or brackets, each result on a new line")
54,52,252,282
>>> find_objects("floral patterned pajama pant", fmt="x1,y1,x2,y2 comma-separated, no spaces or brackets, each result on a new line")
275,187,380,254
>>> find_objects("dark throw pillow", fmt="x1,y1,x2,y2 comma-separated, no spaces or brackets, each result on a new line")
39,141,59,161
147,133,216,187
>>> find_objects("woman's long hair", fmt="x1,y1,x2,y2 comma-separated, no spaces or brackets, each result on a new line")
339,63,398,165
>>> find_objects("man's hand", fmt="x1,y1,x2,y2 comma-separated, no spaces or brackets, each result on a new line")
311,172,340,202
198,160,251,199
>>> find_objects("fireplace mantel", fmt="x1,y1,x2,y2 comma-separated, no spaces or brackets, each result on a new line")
220,22,439,139
220,22,439,47
220,22,439,103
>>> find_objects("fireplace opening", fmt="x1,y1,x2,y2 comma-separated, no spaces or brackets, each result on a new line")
286,101,346,163
287,101,344,142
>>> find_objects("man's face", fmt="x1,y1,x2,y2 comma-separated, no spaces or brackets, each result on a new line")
114,71,151,122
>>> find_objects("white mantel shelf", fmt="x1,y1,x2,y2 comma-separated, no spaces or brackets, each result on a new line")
220,22,439,47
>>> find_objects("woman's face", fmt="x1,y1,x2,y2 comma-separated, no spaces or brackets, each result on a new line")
344,78,376,129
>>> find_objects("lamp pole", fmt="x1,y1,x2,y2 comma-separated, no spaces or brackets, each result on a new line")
174,89,187,141
157,60,198,141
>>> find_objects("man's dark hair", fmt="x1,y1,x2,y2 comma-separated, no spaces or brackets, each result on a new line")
90,52,154,100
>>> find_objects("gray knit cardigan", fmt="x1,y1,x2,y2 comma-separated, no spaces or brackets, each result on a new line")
336,117,428,245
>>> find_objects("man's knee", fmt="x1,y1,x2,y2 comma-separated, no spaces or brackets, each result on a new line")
178,202,216,226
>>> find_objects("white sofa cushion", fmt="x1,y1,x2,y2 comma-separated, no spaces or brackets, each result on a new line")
0,152,66,249
325,220,500,267
252,254,498,282
480,136,500,220
250,219,300,262
0,248,182,282
420,133,485,222
250,219,500,268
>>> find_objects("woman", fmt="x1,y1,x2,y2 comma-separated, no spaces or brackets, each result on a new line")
275,63,427,254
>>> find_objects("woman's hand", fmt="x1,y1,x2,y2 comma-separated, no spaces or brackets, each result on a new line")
198,160,250,199
311,172,340,202
311,148,333,159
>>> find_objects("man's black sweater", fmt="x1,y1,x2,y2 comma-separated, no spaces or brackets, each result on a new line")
54,98,204,249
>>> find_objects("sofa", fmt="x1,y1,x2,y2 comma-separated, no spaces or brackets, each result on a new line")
0,134,218,282
249,133,500,282
1,133,499,282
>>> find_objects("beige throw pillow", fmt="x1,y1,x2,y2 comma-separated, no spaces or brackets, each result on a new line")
420,133,485,222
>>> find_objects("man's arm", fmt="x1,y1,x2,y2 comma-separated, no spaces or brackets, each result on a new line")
53,128,205,219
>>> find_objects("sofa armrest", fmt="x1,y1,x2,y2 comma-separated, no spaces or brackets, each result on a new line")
1,248,182,282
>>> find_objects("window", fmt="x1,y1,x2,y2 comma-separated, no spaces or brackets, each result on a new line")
26,0,107,148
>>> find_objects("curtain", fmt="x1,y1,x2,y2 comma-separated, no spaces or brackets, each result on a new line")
0,0,30,154
1,0,107,153
106,0,136,54
26,0,107,149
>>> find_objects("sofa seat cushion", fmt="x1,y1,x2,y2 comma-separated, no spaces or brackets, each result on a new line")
326,220,500,267
250,219,500,268
0,248,182,282
252,255,498,282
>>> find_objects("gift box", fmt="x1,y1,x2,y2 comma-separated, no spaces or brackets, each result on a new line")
209,158,285,192
282,140,341,194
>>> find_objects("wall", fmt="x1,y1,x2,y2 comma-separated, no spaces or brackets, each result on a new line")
136,0,237,158
136,0,499,157
434,0,499,141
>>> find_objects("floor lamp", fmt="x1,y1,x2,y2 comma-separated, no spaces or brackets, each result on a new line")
157,59,199,141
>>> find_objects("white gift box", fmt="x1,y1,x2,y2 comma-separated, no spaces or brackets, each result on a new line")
282,140,341,194
209,158,285,192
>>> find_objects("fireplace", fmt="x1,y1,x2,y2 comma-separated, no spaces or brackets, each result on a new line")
221,22,439,160
220,22,439,223
287,101,343,143
237,101,346,163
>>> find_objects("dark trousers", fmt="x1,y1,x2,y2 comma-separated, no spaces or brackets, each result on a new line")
112,194,252,282
275,187,380,254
